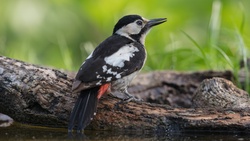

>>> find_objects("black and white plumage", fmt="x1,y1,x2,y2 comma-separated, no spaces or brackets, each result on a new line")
68,14,166,132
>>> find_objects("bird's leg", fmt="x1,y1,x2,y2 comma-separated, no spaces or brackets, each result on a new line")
121,89,142,102
113,89,142,110
109,92,121,99
111,86,143,108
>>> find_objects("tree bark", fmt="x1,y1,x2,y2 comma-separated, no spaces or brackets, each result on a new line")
0,56,250,132
193,77,250,109
129,70,234,107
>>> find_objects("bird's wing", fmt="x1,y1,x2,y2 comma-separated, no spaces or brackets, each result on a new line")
72,35,146,93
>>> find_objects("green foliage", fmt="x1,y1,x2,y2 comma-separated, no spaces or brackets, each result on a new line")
0,0,250,75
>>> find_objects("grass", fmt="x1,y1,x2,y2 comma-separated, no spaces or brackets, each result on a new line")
177,0,250,93
236,30,250,93
1,0,249,93
58,35,74,70
140,0,250,93
72,0,250,93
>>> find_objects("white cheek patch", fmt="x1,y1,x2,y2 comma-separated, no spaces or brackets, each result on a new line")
104,44,139,68
115,22,141,40
126,22,141,34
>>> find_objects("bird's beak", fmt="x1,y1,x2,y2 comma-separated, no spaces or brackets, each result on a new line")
146,18,167,27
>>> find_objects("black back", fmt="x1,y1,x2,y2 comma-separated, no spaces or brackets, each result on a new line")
75,34,146,84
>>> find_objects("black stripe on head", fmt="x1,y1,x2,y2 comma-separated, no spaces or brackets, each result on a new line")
113,15,143,34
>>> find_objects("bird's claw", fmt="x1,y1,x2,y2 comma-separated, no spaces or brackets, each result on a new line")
114,95,142,110
123,95,142,102
123,92,142,102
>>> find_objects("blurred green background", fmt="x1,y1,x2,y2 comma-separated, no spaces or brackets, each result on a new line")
0,0,249,72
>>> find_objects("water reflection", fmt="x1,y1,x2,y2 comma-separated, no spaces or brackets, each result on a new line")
0,123,250,141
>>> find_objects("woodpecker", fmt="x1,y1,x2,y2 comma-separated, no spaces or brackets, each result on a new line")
68,15,166,132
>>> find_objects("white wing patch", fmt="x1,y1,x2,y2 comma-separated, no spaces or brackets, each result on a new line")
116,74,121,78
104,44,139,68
97,75,102,79
106,77,112,81
102,65,108,72
96,80,101,85
107,68,117,75
100,66,123,80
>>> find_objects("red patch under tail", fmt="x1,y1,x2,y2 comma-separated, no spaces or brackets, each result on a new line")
97,83,110,99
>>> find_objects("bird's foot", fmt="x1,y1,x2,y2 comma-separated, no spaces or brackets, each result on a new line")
114,92,142,109
123,92,142,102
123,95,142,102
110,91,142,102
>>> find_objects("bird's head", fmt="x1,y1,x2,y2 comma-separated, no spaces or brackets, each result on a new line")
113,15,166,44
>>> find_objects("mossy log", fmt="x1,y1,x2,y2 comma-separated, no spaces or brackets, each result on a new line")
0,56,250,132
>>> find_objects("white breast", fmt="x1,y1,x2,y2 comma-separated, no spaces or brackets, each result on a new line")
111,71,139,91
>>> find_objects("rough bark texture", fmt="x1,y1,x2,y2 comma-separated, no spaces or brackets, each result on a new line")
0,56,74,126
129,70,234,108
193,77,250,109
0,56,250,132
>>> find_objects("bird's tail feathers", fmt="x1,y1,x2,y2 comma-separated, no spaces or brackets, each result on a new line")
68,87,100,132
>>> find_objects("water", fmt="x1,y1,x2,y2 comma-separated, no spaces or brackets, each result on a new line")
0,123,250,141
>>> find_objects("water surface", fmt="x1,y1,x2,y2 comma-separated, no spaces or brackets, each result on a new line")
0,123,249,141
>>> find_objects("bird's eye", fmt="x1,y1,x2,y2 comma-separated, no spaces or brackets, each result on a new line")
136,20,143,26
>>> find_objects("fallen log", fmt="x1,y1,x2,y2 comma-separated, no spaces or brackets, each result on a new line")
0,56,250,132
193,77,250,109
129,70,233,107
